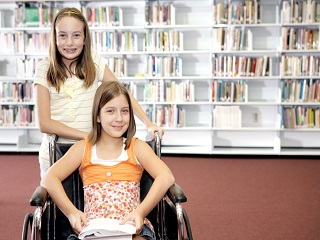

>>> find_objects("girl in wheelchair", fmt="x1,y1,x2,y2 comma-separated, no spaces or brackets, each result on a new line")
41,81,175,240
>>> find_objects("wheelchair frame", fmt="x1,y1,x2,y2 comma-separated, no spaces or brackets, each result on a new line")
22,133,193,240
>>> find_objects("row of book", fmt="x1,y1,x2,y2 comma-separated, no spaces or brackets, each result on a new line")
145,3,175,26
282,0,320,24
281,79,320,102
144,30,183,52
0,105,35,126
3,77,320,105
212,27,253,51
282,106,320,128
212,26,320,53
9,55,320,80
82,6,123,27
213,105,242,128
9,55,279,79
212,56,270,77
14,3,177,28
2,104,319,129
0,32,49,53
146,105,185,128
281,55,320,77
212,80,248,103
145,56,182,77
107,57,127,78
8,1,320,29
15,3,124,28
0,33,18,53
15,2,57,27
212,0,260,25
19,28,180,54
143,80,194,103
0,82,33,102
4,32,24,52
282,28,319,51
17,57,127,78
11,56,163,79
4,28,320,55
25,33,50,53
0,30,183,54
16,58,42,78
91,31,138,53
3,28,320,54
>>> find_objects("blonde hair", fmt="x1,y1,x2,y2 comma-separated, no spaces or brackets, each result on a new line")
47,7,96,92
88,81,136,149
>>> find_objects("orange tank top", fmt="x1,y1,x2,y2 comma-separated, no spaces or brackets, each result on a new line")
80,137,144,186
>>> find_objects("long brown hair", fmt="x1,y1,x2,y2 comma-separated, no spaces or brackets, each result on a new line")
47,7,96,92
88,81,136,149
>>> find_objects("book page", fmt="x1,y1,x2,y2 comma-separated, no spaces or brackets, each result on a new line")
78,218,136,240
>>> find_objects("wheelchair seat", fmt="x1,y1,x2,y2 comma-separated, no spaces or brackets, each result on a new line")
22,134,192,240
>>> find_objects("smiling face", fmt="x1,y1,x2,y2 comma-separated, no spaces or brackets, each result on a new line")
55,16,85,67
97,94,130,139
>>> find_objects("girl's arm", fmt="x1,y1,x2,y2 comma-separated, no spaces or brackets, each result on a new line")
102,66,165,139
40,140,87,234
131,139,175,219
35,84,88,140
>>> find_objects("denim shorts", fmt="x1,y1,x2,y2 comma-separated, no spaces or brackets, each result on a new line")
67,224,155,240
139,224,156,240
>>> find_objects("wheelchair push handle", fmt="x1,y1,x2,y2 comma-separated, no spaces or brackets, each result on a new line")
153,131,161,158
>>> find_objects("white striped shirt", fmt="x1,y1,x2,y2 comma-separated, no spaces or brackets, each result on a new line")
34,50,107,173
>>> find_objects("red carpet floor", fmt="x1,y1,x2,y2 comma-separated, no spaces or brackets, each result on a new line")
1,153,320,239
0,154,40,240
163,155,320,240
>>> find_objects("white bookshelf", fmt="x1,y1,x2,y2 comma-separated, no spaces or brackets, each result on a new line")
0,0,320,155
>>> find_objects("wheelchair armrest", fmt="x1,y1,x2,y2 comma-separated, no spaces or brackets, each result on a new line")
30,186,48,207
167,183,187,204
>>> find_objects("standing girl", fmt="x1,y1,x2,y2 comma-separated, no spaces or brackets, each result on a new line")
41,81,175,240
34,7,164,177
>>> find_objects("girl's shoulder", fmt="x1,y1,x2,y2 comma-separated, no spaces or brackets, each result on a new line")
132,138,150,152
91,48,98,58
91,49,105,62
36,58,50,69
72,139,87,149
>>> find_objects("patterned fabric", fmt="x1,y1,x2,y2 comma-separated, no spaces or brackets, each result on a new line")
84,181,140,221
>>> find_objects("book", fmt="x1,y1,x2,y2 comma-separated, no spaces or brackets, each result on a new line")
78,218,136,240
282,1,290,23
25,6,39,27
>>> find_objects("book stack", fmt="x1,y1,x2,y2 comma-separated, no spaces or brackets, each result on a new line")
82,6,123,27
212,80,247,102
282,106,320,128
144,29,183,52
213,105,242,128
212,56,270,77
145,2,175,25
212,0,260,25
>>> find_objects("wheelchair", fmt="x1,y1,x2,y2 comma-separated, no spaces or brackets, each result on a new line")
22,133,193,240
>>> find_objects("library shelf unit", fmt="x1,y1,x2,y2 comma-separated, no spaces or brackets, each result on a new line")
0,0,320,155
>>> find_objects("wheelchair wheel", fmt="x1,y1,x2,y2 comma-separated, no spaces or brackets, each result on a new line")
21,212,33,240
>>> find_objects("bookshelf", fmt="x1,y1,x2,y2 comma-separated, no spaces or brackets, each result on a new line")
280,0,320,155
0,0,320,155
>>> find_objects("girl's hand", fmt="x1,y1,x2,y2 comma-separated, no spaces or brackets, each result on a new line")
67,210,88,235
120,210,144,234
147,124,164,140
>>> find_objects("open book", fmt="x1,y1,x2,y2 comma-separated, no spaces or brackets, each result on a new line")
78,218,136,240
